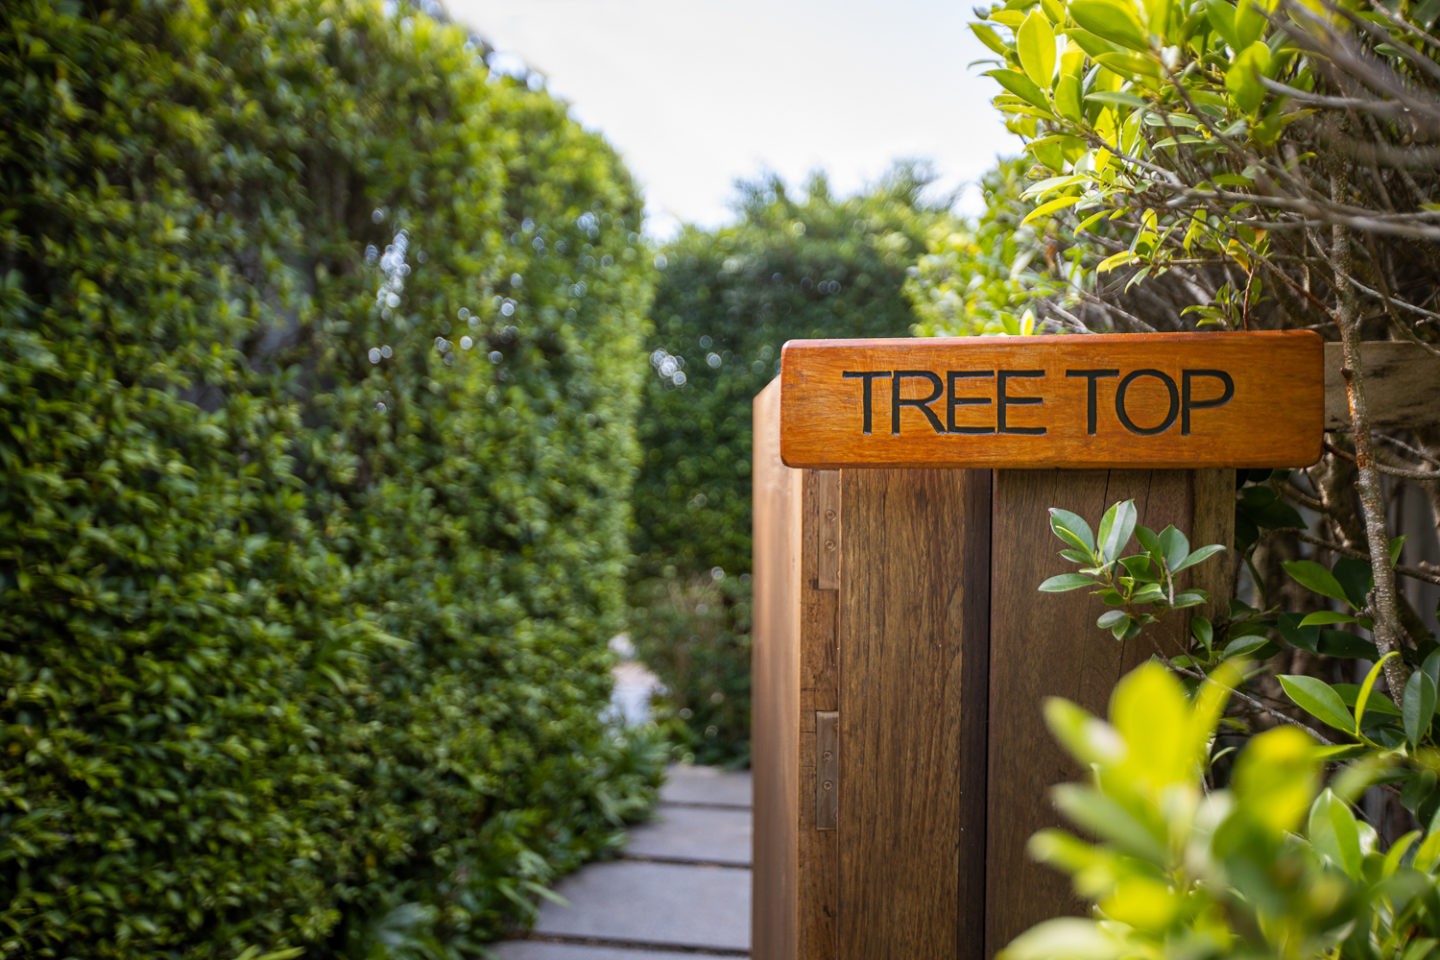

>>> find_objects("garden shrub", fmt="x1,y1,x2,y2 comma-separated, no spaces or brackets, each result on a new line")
627,573,754,767
629,168,946,763
1005,661,1440,960
962,0,1440,946
0,1,661,956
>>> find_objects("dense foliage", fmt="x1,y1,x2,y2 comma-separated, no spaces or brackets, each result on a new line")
0,1,663,957
628,169,945,763
954,0,1440,947
1004,661,1440,960
906,158,1070,337
965,0,1440,698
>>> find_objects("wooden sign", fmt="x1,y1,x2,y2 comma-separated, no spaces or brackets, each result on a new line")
779,331,1323,469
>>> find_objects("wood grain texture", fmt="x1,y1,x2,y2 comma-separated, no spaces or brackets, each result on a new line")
798,470,841,960
985,469,1192,957
780,332,1323,469
1190,469,1237,630
752,379,804,960
1323,341,1440,430
838,469,991,960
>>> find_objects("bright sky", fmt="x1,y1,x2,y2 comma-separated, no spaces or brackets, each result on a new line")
443,0,1019,237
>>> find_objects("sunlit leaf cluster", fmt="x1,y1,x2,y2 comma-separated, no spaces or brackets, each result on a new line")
1041,499,1225,639
1004,663,1440,960
972,0,1440,333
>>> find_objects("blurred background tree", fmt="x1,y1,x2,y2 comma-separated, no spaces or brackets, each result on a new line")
627,165,952,764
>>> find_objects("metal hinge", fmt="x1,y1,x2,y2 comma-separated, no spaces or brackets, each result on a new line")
816,710,838,830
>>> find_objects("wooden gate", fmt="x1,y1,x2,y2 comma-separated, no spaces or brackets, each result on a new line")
753,378,1232,958
752,336,1439,959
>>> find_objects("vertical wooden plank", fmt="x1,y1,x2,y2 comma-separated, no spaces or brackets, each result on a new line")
985,469,1194,957
838,468,991,960
1191,469,1237,630
798,469,840,960
753,378,803,960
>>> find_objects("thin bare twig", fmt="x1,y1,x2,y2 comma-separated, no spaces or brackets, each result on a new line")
1170,661,1339,745
1325,440,1440,481
1330,157,1411,698
1294,529,1440,587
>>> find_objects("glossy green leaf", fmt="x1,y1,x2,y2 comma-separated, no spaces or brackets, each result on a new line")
1131,582,1165,603
1098,499,1138,563
1298,610,1359,627
1192,616,1214,656
1172,543,1224,573
1049,507,1097,554
1223,634,1271,660
1156,524,1189,571
1404,668,1438,747
1097,609,1130,629
1282,559,1352,606
1172,590,1207,607
1279,674,1354,733
1041,572,1102,592
1308,788,1363,877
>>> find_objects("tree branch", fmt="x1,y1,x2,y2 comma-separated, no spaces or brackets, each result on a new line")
1331,160,1411,699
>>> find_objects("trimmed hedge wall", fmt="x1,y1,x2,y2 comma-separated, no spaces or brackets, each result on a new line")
0,1,661,957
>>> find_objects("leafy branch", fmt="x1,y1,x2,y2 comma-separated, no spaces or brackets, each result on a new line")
1039,498,1224,640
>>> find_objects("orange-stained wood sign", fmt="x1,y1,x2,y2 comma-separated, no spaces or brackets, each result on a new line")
779,331,1323,469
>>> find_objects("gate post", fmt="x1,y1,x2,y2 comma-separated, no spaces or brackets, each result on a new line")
753,331,1323,959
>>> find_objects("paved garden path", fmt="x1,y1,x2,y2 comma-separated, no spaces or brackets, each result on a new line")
493,765,752,959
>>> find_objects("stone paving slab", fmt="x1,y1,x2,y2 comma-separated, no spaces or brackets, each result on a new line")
530,861,750,952
624,804,751,865
492,943,739,960
660,764,752,809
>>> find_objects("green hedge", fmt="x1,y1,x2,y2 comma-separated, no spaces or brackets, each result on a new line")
0,1,661,957
629,170,944,764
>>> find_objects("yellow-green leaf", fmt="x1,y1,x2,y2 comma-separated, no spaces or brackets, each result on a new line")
1224,41,1271,113
1111,662,1192,787
986,68,1052,111
1353,650,1398,734
1070,0,1151,51
1233,725,1319,834
1022,194,1084,225
971,22,1011,57
1096,250,1139,273
1018,10,1058,88
1055,74,1084,121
